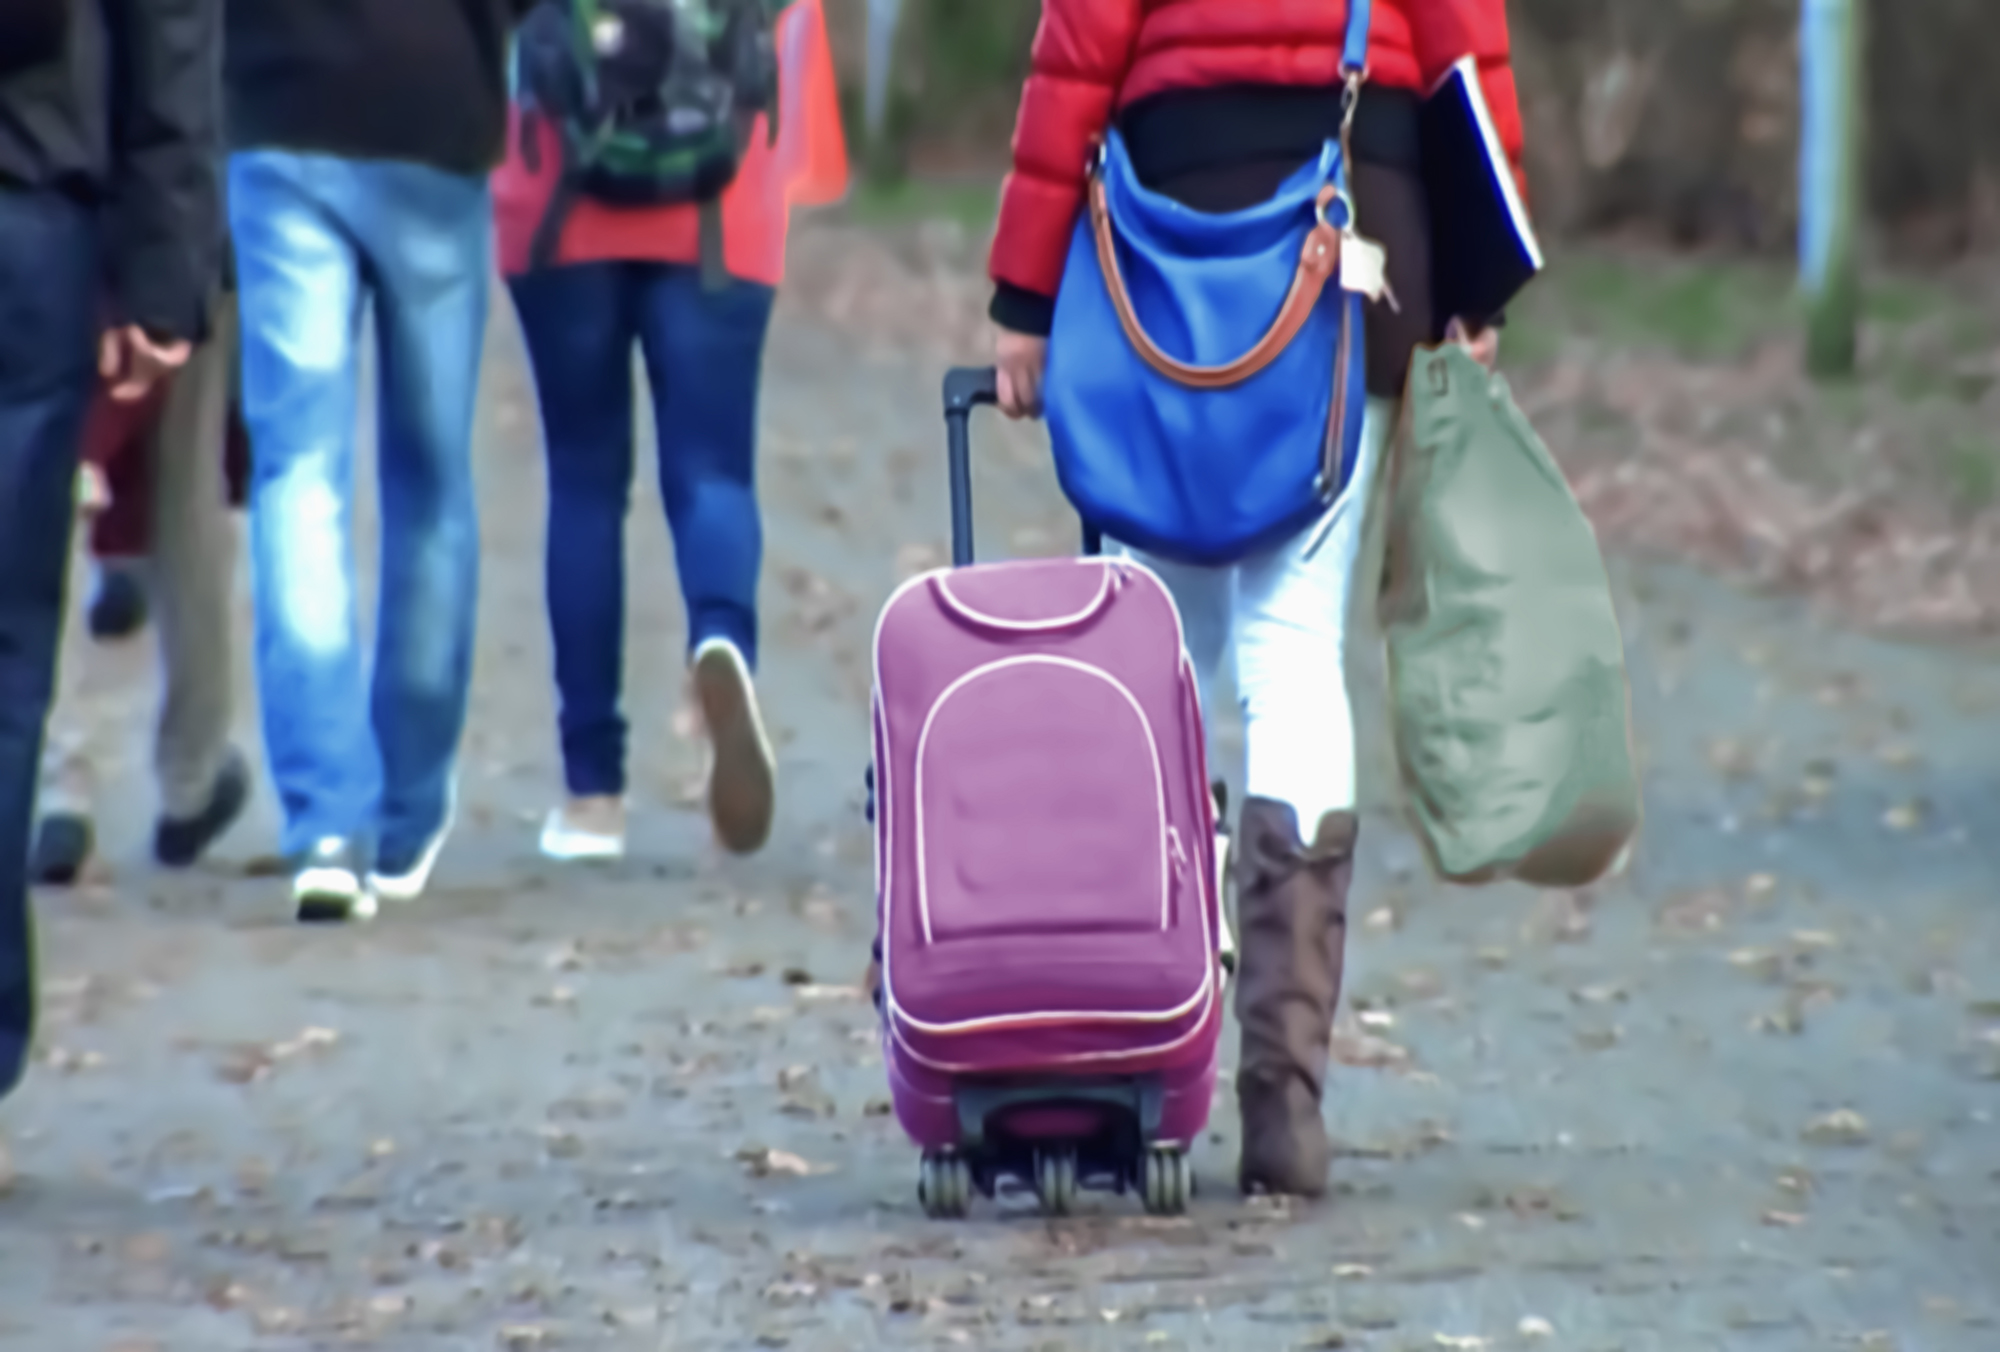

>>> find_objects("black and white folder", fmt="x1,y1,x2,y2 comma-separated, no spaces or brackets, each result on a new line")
1421,55,1545,330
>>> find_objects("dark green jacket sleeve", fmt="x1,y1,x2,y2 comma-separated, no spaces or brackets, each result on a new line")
102,0,223,343
0,0,68,78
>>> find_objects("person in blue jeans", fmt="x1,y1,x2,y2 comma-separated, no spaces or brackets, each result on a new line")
225,0,531,922
491,3,849,861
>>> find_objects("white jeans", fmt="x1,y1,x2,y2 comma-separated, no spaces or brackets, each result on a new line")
1116,396,1393,833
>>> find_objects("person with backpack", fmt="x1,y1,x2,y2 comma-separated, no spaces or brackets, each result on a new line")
225,0,535,922
984,0,1526,1199
492,0,847,861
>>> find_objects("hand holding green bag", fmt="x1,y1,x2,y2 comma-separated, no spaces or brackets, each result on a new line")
1371,342,1641,888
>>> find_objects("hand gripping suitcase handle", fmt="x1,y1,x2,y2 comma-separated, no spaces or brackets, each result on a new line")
940,366,1103,568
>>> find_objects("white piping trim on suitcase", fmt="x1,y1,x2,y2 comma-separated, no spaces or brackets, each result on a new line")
872,560,940,1016
929,562,1115,632
886,977,1221,1075
912,653,1170,945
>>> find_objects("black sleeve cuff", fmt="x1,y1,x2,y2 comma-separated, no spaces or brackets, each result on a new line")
989,281,1056,338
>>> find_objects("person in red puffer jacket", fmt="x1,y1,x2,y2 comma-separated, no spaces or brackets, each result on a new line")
984,0,1529,1202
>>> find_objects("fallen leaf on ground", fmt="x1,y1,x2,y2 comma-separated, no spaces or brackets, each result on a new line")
1876,742,1922,769
1433,1336,1489,1350
737,1146,831,1178
1802,1109,1872,1147
792,984,863,1003
1752,1006,1805,1036
1658,888,1732,934
42,1046,108,1073
1883,800,1927,832
1705,737,1761,780
271,1027,339,1059
1762,1209,1807,1227
1518,1316,1555,1339
1330,1016,1412,1071
251,1308,302,1336
1525,891,1593,944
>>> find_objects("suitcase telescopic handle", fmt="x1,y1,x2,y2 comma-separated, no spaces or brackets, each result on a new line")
942,367,998,566
939,365,1102,568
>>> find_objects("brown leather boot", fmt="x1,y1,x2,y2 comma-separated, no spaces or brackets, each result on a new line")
1233,797,1357,1198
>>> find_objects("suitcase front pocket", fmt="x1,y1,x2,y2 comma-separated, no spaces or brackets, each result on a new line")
915,656,1170,944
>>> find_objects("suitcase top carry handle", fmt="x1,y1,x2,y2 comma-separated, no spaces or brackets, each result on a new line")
941,365,1102,568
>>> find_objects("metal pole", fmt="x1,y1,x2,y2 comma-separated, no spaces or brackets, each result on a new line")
864,0,903,143
1799,0,1863,380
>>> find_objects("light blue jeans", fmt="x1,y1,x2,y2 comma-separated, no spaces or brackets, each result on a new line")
228,151,490,867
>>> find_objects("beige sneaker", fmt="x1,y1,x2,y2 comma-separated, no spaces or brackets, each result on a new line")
691,637,776,855
539,795,627,861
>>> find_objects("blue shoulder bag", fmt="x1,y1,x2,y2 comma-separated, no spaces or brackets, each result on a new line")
1043,0,1382,566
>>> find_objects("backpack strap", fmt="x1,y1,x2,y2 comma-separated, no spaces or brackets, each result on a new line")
527,118,586,273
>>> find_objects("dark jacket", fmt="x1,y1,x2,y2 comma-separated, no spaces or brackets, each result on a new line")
0,0,223,343
227,0,536,178
0,0,68,78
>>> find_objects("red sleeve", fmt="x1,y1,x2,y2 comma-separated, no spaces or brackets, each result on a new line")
1406,0,1529,209
987,0,1143,301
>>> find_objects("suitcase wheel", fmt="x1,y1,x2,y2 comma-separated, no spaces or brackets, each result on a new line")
1140,1145,1190,1217
1032,1147,1079,1217
918,1150,972,1220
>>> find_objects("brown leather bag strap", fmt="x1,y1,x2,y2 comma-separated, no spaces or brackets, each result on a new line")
1087,176,1343,392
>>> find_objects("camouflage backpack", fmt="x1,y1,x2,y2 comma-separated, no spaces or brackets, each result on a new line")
516,0,785,283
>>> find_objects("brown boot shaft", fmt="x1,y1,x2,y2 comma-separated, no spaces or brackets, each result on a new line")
1233,797,1356,1198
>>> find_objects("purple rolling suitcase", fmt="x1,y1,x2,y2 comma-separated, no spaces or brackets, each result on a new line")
867,368,1223,1218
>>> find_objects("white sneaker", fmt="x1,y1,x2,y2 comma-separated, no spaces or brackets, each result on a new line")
370,781,457,903
539,796,627,861
691,637,776,855
295,837,378,924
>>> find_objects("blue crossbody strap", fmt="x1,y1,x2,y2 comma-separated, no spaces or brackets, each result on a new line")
1341,0,1373,78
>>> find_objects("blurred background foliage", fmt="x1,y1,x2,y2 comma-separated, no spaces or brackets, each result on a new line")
820,0,2000,261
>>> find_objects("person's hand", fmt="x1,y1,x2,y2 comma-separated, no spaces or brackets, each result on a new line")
99,324,191,403
1444,316,1499,371
995,328,1048,420
76,462,111,516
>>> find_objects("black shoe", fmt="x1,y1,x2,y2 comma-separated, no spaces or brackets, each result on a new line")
87,568,149,640
154,747,251,868
293,837,376,924
32,812,95,886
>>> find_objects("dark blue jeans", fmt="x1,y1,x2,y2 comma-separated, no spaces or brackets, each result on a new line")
0,187,99,1098
508,262,775,798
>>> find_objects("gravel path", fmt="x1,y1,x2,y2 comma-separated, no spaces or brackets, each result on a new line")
1,296,1995,1352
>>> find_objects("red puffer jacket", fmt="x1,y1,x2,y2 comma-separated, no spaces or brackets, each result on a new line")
989,0,1527,303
